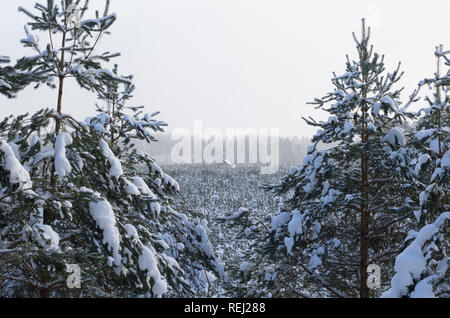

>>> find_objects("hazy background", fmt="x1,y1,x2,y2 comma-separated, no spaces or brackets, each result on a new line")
1,0,449,138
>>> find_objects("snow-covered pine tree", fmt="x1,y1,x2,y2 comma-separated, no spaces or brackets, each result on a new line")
83,72,226,296
382,47,449,298
14,0,127,197
0,105,224,298
0,108,65,297
411,45,449,222
0,0,223,298
264,20,420,298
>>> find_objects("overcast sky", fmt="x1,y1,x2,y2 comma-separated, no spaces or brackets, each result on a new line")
1,0,449,138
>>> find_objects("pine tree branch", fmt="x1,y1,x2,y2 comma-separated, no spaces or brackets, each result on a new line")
435,290,450,297
369,213,413,236
368,249,400,263
0,274,36,287
368,194,403,213
0,248,19,254
297,261,349,298
276,276,310,298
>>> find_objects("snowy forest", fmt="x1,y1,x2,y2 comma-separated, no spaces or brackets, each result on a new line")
0,1,448,299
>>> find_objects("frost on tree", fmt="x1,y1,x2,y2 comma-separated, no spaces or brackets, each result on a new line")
0,0,222,298
264,20,421,298
411,45,449,223
383,47,449,298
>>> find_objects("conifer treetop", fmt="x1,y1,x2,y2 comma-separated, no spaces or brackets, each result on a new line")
15,0,127,94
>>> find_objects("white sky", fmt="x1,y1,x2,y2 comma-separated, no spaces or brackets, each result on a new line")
1,0,449,138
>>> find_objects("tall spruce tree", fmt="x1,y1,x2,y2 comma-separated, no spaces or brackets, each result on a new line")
383,47,449,298
265,20,420,297
0,0,223,297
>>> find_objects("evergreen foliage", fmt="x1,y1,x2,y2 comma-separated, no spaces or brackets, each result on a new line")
0,0,222,298
264,20,422,298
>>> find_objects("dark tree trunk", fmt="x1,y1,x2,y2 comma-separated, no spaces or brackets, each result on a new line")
359,28,370,298
39,288,50,298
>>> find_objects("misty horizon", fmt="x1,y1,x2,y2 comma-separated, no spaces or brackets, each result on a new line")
1,0,449,138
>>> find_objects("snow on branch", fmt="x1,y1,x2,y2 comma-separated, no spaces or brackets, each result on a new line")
382,212,450,298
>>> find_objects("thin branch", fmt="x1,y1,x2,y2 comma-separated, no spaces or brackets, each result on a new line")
277,276,310,298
